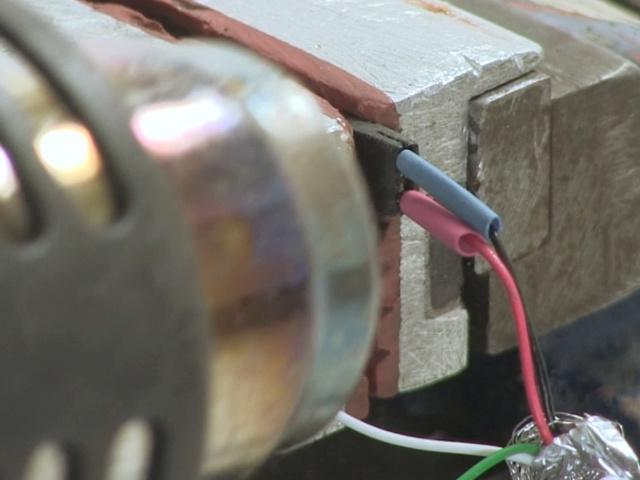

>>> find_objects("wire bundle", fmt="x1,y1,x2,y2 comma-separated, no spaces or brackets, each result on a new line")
463,236,553,444
396,149,554,445
336,150,556,480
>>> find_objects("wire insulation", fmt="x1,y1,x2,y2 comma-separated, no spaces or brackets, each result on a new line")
456,443,541,480
462,235,554,445
489,230,556,425
399,190,484,257
336,411,535,464
396,150,502,240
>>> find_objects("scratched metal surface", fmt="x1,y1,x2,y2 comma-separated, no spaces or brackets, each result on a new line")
189,0,542,181
74,0,532,389
469,72,551,268
505,0,640,64
184,0,540,391
452,0,640,353
1,0,464,398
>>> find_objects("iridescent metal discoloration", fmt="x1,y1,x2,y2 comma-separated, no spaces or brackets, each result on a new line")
168,42,380,449
129,89,314,476
0,40,379,478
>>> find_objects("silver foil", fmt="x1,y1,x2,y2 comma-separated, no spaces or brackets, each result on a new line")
509,414,640,480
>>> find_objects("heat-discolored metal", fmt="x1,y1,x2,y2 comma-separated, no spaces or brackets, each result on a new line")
0,40,379,477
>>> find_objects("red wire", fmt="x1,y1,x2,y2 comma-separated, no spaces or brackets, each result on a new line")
463,235,554,445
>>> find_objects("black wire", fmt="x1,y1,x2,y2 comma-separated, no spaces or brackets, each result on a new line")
489,228,556,426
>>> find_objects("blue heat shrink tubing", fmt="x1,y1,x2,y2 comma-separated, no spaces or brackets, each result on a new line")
396,150,502,240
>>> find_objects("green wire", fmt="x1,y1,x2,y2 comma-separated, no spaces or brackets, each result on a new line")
456,444,541,480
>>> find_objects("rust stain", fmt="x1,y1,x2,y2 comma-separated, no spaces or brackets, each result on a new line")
404,0,488,30
404,0,452,15
506,0,610,23
505,0,568,16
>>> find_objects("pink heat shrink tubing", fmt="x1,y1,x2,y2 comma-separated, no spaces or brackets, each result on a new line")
399,190,484,258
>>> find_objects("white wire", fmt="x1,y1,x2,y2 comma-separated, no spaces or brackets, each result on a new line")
335,411,535,465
